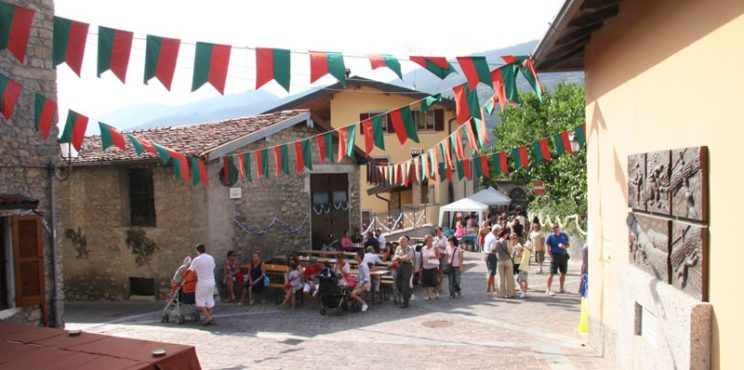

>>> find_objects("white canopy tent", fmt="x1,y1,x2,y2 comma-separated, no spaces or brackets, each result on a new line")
438,198,489,227
468,187,511,206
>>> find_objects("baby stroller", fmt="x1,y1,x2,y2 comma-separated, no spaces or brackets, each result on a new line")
161,257,200,325
317,267,352,315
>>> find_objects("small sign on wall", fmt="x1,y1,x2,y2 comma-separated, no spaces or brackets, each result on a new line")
229,187,242,199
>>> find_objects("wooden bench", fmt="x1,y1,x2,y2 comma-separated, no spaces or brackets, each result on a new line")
240,263,290,304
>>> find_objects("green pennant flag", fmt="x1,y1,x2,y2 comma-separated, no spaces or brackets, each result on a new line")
190,156,209,186
152,143,171,164
574,123,587,148
302,138,313,170
97,26,134,83
323,131,335,162
98,122,126,151
503,55,543,102
344,124,356,159
192,41,231,94
221,156,238,185
34,93,57,139
369,54,402,79
260,148,270,178
0,2,35,63
278,144,290,175
389,106,419,144
309,51,346,85
242,152,252,182
555,131,573,156
456,159,464,180
256,47,291,92
453,83,481,125
53,16,89,76
438,162,447,183
371,115,385,150
420,93,442,113
473,118,488,148
512,146,529,170
472,158,482,179
501,63,521,103
144,35,180,90
59,110,89,151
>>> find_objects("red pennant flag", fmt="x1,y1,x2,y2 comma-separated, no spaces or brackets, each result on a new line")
442,141,453,168
361,119,375,156
514,146,530,169
388,108,409,145
498,151,510,174
34,94,57,139
559,131,573,154
0,74,22,120
145,35,180,90
465,120,479,151
98,122,126,151
97,26,134,83
463,159,472,180
368,54,402,79
316,134,327,163
195,157,209,186
53,17,89,76
337,126,348,162
294,140,304,173
409,56,456,79
192,42,231,94
456,56,493,89
256,47,291,92
490,68,510,112
445,162,453,181
59,111,88,151
537,137,553,162
235,154,246,181
309,51,345,84
480,156,490,177
0,2,35,63
429,149,439,180
171,151,191,184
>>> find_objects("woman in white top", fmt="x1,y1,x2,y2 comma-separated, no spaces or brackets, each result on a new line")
420,235,441,300
529,222,547,274
434,226,448,294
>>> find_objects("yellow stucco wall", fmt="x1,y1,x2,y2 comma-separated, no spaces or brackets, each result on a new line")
584,1,744,368
328,85,475,217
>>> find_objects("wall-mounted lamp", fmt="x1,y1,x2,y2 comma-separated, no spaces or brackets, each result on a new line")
54,142,78,181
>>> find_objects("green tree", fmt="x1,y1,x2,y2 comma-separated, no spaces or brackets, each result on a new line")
483,82,587,227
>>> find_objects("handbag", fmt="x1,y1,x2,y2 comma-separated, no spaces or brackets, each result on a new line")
443,247,458,274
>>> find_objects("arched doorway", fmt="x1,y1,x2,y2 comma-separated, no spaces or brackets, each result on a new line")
509,188,527,211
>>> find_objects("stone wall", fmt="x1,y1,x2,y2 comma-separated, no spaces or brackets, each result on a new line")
60,164,203,300
0,0,62,326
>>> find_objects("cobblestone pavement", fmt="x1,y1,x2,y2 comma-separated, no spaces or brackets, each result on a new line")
65,253,614,370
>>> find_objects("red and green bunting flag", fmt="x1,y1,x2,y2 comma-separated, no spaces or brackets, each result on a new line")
97,26,133,83
59,110,88,150
555,131,573,156
389,106,419,145
144,35,180,90
503,55,543,102
479,156,490,178
492,63,520,104
171,151,191,184
192,42,231,94
294,139,313,173
410,56,457,80
127,134,157,155
532,138,553,163
98,122,126,151
428,149,439,179
455,160,464,180
235,153,246,181
574,123,587,147
474,115,489,147
0,73,21,120
221,156,238,185
465,120,480,151
453,83,481,125
512,146,529,169
53,17,88,76
368,54,402,79
152,143,171,164
256,47,291,92
471,158,481,180
0,2,34,63
240,152,252,182
441,141,452,167
274,144,289,176
316,131,335,163
337,124,356,161
420,93,441,113
451,130,465,160
456,56,492,89
190,157,209,186
255,148,270,178
492,151,509,174
309,51,345,85
34,93,56,139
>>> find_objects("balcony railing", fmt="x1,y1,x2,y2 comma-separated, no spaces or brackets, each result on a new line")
362,204,428,235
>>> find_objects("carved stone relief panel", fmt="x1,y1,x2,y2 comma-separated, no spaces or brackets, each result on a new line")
645,150,671,215
628,213,670,283
670,147,708,222
628,153,646,211
670,222,708,301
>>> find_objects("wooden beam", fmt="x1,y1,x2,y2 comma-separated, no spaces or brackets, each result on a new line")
555,22,604,45
581,0,619,11
569,4,619,28
539,47,585,71
546,35,590,60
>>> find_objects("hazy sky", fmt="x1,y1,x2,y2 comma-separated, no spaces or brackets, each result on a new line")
54,0,564,120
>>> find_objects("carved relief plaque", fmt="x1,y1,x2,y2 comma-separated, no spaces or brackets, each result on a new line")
628,153,646,211
670,147,708,221
670,222,708,301
645,150,671,215
628,213,670,282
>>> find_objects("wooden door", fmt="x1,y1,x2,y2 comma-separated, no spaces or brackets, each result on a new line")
310,173,349,249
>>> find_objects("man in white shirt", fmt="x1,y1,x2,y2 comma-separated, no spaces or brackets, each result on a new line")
363,246,384,302
376,229,386,246
434,226,448,293
351,250,370,312
189,243,216,325
483,225,501,293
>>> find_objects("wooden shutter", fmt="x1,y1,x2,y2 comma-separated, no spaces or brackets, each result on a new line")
12,215,45,307
386,113,395,133
434,109,444,131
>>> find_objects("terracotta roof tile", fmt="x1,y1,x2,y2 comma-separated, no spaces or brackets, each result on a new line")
74,110,308,164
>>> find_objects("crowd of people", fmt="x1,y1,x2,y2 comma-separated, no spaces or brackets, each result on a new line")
173,211,579,325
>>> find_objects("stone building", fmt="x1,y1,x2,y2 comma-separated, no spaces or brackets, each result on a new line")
0,0,64,327
60,110,364,300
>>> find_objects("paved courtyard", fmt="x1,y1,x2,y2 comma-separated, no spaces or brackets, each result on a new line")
65,253,614,370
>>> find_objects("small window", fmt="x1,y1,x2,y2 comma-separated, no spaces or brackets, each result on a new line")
129,168,156,226
415,111,435,131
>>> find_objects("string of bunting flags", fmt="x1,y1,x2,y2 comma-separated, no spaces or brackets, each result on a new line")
0,0,556,189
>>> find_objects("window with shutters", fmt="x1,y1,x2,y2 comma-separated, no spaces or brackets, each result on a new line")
129,168,156,226
11,215,45,308
414,111,436,131
366,157,389,184
361,108,443,134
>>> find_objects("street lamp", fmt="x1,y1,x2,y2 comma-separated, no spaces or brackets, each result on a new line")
54,142,78,181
